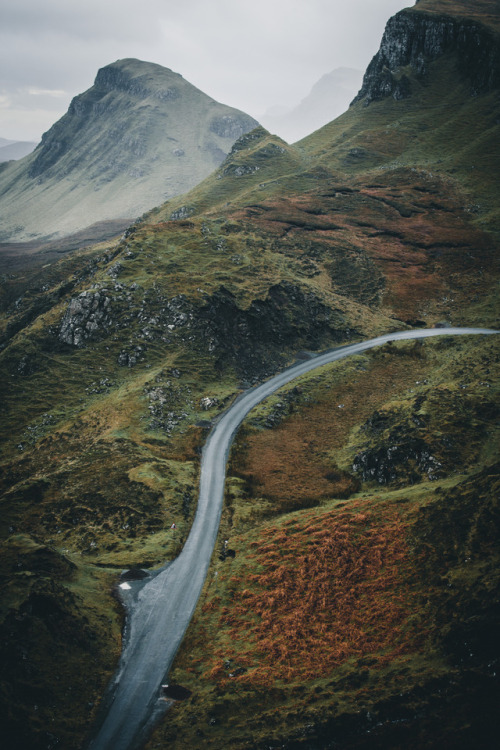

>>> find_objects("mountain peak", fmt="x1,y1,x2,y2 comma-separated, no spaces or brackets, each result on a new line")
0,59,258,242
93,58,185,98
100,57,178,75
353,0,500,106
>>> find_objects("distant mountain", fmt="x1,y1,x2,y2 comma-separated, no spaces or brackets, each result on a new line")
0,141,37,162
260,67,363,143
0,3,499,750
0,58,258,243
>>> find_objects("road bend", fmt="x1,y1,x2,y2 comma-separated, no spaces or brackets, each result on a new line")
87,327,498,750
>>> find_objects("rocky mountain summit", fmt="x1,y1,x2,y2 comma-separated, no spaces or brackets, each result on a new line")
0,2,499,749
0,58,258,243
354,0,500,104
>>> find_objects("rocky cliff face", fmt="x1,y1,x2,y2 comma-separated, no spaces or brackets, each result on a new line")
353,8,500,104
0,3,499,749
0,58,258,243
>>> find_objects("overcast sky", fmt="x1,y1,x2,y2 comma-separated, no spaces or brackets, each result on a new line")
0,0,411,142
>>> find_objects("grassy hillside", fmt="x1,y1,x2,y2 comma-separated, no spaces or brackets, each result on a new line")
0,59,258,243
149,335,499,749
300,58,500,235
0,1,499,748
413,0,500,30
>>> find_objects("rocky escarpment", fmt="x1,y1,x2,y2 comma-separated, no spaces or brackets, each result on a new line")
59,289,114,346
196,282,354,378
92,63,180,100
56,277,355,381
353,8,500,104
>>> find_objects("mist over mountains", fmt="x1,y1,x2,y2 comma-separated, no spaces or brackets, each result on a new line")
0,58,258,243
260,67,363,143
0,139,37,163
0,58,364,247
0,2,499,749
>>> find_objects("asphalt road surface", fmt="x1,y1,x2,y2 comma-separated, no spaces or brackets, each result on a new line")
87,327,497,750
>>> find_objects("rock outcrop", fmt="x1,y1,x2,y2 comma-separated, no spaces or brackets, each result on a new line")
353,7,500,104
59,289,113,347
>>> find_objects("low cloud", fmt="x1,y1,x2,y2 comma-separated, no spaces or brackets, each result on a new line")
27,88,67,97
0,0,410,140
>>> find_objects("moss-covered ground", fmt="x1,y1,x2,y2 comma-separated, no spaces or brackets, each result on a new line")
0,3,499,747
147,335,499,749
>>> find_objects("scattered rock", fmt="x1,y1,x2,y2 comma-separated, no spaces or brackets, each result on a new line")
222,163,260,177
200,396,218,410
85,377,114,394
118,346,145,367
229,667,247,677
353,438,443,485
170,205,194,220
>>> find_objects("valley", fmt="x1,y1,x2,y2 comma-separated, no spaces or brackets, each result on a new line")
88,327,497,750
0,1,499,749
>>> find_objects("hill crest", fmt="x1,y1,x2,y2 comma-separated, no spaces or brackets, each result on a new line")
0,58,258,243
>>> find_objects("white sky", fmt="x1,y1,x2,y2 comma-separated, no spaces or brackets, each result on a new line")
0,0,412,142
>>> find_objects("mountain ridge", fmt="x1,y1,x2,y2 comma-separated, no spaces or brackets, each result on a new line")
0,58,258,243
0,1,499,749
353,4,500,105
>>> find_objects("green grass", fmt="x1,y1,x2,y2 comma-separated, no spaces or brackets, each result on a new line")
297,57,500,233
1,5,499,746
146,335,499,749
413,0,500,32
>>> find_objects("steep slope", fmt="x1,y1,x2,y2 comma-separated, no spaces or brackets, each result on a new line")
353,1,500,104
156,334,499,750
0,2,499,749
298,4,500,234
143,2,500,748
0,58,258,243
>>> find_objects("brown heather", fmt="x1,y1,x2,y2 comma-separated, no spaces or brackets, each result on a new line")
204,501,422,686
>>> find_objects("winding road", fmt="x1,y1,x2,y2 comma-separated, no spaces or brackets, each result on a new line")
87,327,497,750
